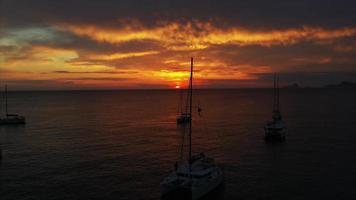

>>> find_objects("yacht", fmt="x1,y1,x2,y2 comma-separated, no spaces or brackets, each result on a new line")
264,74,285,141
177,86,191,124
0,85,26,125
161,58,224,200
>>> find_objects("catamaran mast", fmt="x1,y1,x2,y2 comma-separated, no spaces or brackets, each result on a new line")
178,88,183,115
5,85,8,116
189,57,193,174
273,74,279,112
185,84,190,115
277,74,280,111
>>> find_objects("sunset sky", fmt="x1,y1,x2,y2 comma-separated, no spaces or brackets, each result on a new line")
1,0,356,90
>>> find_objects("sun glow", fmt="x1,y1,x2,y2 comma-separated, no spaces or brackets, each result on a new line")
61,22,356,49
2,19,356,90
156,70,189,80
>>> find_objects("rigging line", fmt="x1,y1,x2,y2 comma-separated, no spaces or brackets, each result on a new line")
195,90,223,161
277,74,280,111
184,83,190,114
178,125,187,163
177,88,183,115
199,104,224,163
196,92,203,117
273,73,277,112
0,86,4,118
189,57,193,176
5,85,8,116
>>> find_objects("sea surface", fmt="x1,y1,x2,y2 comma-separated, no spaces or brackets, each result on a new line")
1,89,356,200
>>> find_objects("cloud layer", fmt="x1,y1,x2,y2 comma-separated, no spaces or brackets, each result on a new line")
1,0,356,90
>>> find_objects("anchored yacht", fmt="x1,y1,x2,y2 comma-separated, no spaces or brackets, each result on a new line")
0,85,26,125
264,74,285,141
161,58,223,200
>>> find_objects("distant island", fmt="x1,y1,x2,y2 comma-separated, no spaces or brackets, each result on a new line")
324,81,356,89
283,83,301,89
282,81,356,89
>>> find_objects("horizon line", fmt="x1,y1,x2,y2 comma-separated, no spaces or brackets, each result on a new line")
4,86,354,92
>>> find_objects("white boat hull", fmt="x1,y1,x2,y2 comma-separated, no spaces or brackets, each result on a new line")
0,116,26,125
264,119,285,141
192,170,224,200
161,167,224,200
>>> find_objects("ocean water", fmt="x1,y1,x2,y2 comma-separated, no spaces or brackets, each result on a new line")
1,89,356,200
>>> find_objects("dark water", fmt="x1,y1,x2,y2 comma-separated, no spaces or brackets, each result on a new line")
1,89,356,200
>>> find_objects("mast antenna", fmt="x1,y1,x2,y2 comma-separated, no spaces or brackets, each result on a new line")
277,74,280,111
189,57,193,176
5,85,8,116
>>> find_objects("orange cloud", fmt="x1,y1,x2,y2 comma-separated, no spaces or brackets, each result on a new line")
1,46,78,72
3,20,356,89
60,22,356,49
86,51,160,61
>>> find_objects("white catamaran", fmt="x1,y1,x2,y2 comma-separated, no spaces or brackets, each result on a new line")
264,74,285,141
161,58,224,200
176,86,191,125
0,85,26,125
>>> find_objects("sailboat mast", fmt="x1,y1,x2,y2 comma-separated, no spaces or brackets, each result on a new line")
189,57,193,172
178,88,183,115
273,74,276,112
273,74,280,112
5,85,8,116
277,74,280,111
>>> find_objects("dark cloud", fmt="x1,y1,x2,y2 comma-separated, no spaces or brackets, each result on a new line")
1,0,356,89
1,0,356,30
199,71,356,88
0,45,17,52
36,30,163,54
256,72,356,87
0,79,76,90
203,39,356,72
0,26,163,54
52,70,138,74
198,78,267,88
62,77,134,81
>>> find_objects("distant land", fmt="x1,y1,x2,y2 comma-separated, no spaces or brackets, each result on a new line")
324,81,356,89
283,83,302,89
283,81,356,89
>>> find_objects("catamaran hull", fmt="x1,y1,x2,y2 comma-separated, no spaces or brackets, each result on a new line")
264,128,285,141
176,117,191,124
0,118,25,125
192,173,224,200
161,172,224,200
160,185,192,200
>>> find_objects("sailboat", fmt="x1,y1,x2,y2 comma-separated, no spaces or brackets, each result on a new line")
161,58,224,200
264,74,285,141
0,85,26,125
177,86,191,124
